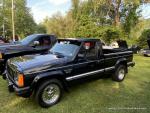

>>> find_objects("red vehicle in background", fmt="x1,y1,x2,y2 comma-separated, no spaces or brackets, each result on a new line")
0,36,9,44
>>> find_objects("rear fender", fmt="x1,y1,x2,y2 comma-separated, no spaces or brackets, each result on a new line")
115,58,128,72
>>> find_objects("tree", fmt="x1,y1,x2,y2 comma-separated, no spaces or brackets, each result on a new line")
73,14,98,37
14,0,37,37
0,0,37,38
137,29,150,48
122,4,140,38
71,0,80,19
35,24,46,34
41,0,146,43
43,12,70,38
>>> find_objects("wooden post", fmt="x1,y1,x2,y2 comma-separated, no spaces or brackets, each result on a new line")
12,0,15,41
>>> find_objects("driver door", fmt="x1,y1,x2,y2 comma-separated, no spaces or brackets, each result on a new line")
67,41,104,81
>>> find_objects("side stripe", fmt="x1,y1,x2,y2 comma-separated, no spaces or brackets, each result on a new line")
66,66,115,81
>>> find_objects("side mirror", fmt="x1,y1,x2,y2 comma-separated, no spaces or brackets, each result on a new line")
33,41,40,46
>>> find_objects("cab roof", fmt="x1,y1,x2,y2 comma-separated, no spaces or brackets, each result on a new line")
58,38,100,42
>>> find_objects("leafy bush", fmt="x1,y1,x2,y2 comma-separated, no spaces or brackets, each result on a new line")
101,27,122,43
72,15,99,38
137,29,150,48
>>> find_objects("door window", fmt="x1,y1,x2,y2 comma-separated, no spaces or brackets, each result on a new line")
78,42,98,60
31,36,51,47
38,36,51,46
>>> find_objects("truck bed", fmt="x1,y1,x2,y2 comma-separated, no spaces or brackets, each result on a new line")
102,48,128,54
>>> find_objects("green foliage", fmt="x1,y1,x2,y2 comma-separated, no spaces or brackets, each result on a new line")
72,15,98,37
41,0,145,44
43,12,71,38
122,4,140,36
137,29,150,48
101,27,122,43
0,0,38,38
125,19,150,46
35,24,46,34
71,0,80,19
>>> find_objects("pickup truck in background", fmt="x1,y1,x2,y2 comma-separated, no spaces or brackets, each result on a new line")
6,38,135,108
0,34,57,76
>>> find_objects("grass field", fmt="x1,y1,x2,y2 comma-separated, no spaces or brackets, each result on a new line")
0,55,150,113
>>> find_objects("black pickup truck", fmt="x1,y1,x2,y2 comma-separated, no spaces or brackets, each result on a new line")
6,38,135,108
0,34,57,76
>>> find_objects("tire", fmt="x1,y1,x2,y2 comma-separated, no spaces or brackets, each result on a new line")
35,79,63,108
112,65,127,82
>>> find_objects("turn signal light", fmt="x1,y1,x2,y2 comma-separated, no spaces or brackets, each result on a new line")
0,53,2,59
18,74,24,87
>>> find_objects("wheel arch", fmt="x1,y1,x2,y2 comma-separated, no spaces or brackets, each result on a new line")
115,58,128,73
31,71,68,92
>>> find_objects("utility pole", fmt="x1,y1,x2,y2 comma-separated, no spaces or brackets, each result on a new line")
2,0,5,38
12,0,15,41
2,23,5,38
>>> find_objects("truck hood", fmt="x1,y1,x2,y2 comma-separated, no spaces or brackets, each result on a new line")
0,43,13,46
0,43,32,53
8,54,70,74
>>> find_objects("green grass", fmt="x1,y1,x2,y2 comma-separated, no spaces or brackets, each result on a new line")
0,55,150,113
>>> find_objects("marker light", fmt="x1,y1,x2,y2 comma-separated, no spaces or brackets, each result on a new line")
18,74,24,87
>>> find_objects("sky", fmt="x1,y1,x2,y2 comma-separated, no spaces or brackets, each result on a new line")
27,0,150,24
27,0,72,23
140,3,150,19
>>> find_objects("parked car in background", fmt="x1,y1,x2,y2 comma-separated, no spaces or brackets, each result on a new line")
140,39,150,56
0,36,9,43
6,38,135,108
0,34,57,77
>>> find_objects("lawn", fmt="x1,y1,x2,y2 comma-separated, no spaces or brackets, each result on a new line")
0,55,150,113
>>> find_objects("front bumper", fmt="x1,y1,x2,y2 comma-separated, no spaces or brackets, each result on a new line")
6,73,32,97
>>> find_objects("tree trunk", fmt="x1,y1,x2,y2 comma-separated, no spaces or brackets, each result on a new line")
114,0,121,26
114,8,120,26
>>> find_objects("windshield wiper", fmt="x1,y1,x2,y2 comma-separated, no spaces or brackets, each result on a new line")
49,51,64,56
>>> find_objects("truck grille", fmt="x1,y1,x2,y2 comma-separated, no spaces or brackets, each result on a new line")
7,64,18,80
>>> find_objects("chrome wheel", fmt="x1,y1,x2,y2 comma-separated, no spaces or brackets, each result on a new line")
118,69,125,80
42,84,60,105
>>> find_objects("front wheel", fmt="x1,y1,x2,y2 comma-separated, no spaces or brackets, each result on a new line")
35,79,62,108
112,65,127,82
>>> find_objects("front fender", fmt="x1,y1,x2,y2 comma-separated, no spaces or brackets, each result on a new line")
30,70,67,90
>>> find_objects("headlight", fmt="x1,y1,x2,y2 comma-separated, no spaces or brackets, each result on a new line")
0,53,3,59
16,74,24,87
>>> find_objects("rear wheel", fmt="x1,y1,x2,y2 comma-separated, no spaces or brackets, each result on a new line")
35,79,62,108
112,65,127,82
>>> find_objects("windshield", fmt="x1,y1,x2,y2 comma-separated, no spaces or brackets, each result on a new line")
50,42,80,57
20,35,38,45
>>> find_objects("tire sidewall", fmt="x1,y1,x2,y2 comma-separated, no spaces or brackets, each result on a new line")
113,65,127,82
35,79,62,108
